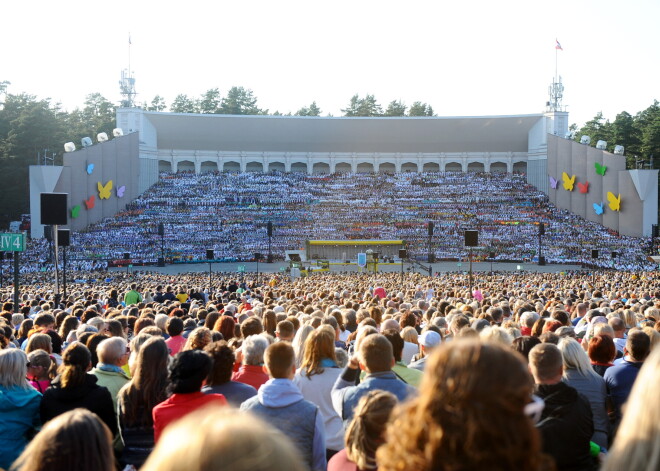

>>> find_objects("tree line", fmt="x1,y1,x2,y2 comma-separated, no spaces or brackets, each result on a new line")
0,79,658,226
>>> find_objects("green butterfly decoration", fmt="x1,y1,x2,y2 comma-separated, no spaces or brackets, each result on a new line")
595,162,607,176
71,205,81,218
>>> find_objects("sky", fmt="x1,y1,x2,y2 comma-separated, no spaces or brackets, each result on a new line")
2,0,658,127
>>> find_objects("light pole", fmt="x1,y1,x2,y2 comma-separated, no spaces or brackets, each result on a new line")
207,249,214,291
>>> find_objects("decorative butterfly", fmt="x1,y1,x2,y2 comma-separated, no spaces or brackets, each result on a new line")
549,176,558,189
595,162,607,176
71,205,81,218
562,172,576,191
116,185,126,198
84,195,95,209
577,181,589,194
593,202,604,216
607,192,621,211
98,180,113,200
86,163,94,175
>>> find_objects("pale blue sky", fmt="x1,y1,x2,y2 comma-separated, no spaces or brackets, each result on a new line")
3,0,658,127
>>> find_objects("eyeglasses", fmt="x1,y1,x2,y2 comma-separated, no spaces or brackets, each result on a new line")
524,395,545,424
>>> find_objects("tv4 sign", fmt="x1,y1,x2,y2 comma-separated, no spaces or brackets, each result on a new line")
0,233,25,252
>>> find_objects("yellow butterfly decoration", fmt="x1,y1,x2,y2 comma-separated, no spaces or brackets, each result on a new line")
98,180,113,200
607,192,621,211
562,172,576,191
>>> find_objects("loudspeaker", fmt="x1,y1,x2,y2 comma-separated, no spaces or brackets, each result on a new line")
267,221,273,237
611,251,618,258
428,254,436,263
123,252,130,260
399,249,407,259
489,251,495,259
41,193,68,226
57,229,70,247
44,225,53,242
254,252,262,260
538,256,546,266
539,222,545,235
591,249,599,259
428,221,434,236
464,230,478,247
206,249,214,260
372,252,380,261
157,257,165,267
653,224,660,238
158,223,165,236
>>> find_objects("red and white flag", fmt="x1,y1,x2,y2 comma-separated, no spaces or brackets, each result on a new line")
555,39,563,51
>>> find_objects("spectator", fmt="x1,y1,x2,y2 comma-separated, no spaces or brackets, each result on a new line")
232,335,269,391
409,329,441,371
202,341,257,407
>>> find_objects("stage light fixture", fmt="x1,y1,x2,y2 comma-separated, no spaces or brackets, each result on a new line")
64,142,76,152
97,132,109,143
580,135,591,145
596,140,607,150
113,128,124,137
81,137,93,147
613,145,625,155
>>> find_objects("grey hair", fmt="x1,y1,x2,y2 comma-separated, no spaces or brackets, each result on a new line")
243,335,269,366
97,337,127,365
0,348,31,389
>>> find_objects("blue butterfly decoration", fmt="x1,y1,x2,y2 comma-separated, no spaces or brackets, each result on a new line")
86,163,94,175
593,202,604,216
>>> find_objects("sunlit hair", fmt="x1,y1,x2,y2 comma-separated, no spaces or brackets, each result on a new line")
141,407,305,471
377,339,541,471
0,348,31,389
479,326,513,346
182,327,212,352
558,337,601,380
300,326,337,378
118,337,169,427
401,326,418,344
587,334,616,364
27,349,57,381
603,347,660,471
345,390,397,470
59,342,91,389
26,333,52,354
214,316,236,341
10,408,114,471
291,324,314,368
58,316,79,342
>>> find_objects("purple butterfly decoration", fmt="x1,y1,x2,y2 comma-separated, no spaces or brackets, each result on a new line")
116,185,126,198
549,176,558,189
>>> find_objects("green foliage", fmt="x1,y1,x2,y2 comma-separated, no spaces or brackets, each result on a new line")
199,88,222,114
147,95,167,112
408,101,434,117
342,94,383,117
170,94,199,113
219,86,266,115
295,101,321,116
384,100,406,117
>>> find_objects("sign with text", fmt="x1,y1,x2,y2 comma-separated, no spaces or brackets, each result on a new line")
357,253,367,267
0,233,25,252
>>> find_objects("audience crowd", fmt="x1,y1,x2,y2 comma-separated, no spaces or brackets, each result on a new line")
1,267,660,470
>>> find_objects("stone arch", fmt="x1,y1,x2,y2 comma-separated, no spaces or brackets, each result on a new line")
291,162,308,173
177,160,195,173
223,161,241,172
246,161,264,172
158,160,172,173
490,161,508,173
268,161,286,172
401,162,418,172
335,162,352,173
356,162,374,173
423,162,440,172
200,161,218,173
513,161,527,174
445,162,462,172
313,162,330,174
467,162,485,172
378,162,396,174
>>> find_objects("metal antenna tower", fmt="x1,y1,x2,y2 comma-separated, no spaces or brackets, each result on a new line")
119,33,137,107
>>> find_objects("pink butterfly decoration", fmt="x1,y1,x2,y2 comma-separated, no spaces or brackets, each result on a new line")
117,185,126,198
549,176,558,189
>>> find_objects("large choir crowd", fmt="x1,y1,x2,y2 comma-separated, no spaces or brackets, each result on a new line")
1,268,660,470
8,171,653,272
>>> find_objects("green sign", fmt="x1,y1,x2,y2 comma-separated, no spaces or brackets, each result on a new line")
457,262,462,267
237,265,246,273
0,233,25,252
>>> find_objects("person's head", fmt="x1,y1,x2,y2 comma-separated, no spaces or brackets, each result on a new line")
587,334,616,364
300,326,337,377
26,333,52,354
264,341,295,380
382,329,404,363
33,313,56,330
511,336,541,363
168,349,212,395
204,341,235,386
243,334,268,366
602,347,660,471
182,327,212,352
59,342,92,388
240,317,263,338
141,408,305,471
558,337,598,378
0,348,30,389
345,390,397,470
97,337,129,367
214,316,236,341
529,342,563,385
358,334,394,373
27,349,57,381
11,408,115,471
166,317,184,337
275,320,295,342
377,339,540,471
626,330,651,362
608,317,626,338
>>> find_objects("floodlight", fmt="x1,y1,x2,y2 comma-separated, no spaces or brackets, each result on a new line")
596,140,607,150
81,137,93,147
97,132,109,143
580,135,591,145
113,128,124,137
613,145,625,155
564,132,573,139
64,142,76,152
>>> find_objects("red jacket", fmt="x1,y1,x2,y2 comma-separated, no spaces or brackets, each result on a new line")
232,365,269,391
152,391,227,442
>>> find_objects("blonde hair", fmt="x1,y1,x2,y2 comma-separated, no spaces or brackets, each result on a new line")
300,327,336,377
0,348,31,389
141,407,305,471
558,337,600,380
182,327,212,352
26,333,52,354
479,326,513,346
603,347,660,471
345,390,397,470
642,326,660,352
401,326,418,344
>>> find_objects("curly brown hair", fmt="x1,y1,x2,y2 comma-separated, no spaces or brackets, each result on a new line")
377,339,542,471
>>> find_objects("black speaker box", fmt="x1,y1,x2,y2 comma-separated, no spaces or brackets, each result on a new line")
428,221,434,236
57,229,70,247
123,252,130,260
398,249,407,259
44,225,53,242
592,249,599,259
206,249,215,260
41,193,68,225
158,223,165,236
267,221,273,237
538,256,546,266
464,230,478,247
428,254,436,263
539,222,545,235
157,257,165,267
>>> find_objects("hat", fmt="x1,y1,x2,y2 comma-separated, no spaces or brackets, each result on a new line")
419,331,441,348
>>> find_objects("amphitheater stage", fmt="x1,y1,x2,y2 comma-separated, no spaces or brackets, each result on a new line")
108,261,585,276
